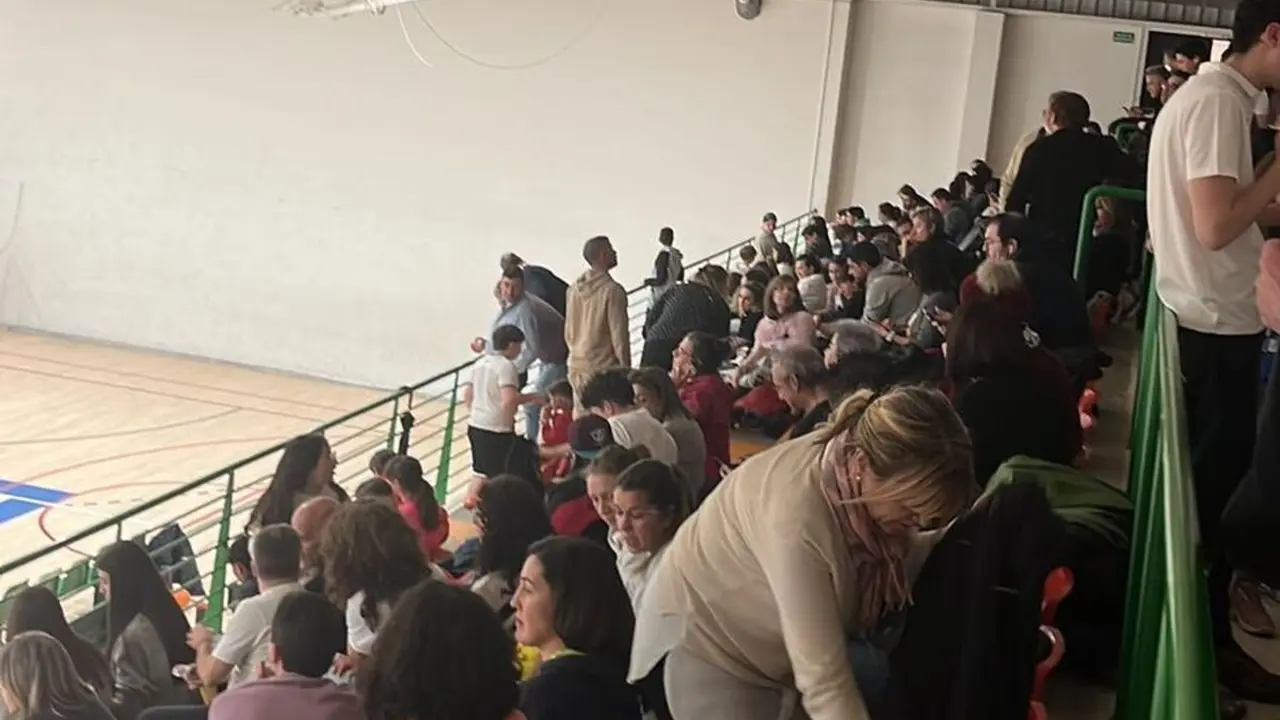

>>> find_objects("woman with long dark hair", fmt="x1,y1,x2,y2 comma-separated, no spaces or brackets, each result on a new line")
514,537,639,720
470,476,553,620
630,367,706,500
7,586,111,697
383,455,450,562
95,541,193,718
247,434,347,531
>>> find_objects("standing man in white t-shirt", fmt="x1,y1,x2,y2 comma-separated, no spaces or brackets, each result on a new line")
1147,3,1280,701
463,324,547,507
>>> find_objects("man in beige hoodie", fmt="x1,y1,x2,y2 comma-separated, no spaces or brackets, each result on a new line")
565,235,631,401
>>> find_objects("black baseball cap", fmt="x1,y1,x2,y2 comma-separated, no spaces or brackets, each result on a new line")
568,415,615,459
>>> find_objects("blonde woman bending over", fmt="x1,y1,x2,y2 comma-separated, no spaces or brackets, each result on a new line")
0,631,115,720
630,386,976,720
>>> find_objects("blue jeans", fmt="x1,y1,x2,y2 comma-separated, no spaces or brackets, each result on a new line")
523,361,567,443
849,638,891,716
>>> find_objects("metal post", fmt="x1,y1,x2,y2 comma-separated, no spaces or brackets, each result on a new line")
203,471,236,632
435,371,461,504
386,395,401,450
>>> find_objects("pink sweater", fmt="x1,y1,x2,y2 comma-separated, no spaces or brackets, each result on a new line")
753,311,817,351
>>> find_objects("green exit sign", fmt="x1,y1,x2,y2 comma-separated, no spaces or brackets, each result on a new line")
1113,31,1136,44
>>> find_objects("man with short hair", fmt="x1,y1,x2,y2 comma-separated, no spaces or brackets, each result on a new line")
755,212,782,265
1172,38,1210,74
500,252,568,317
565,236,630,402
208,591,360,720
290,496,340,595
188,525,304,689
847,242,919,330
976,214,1093,352
579,369,678,467
930,188,971,241
1147,1,1280,701
1006,90,1139,257
472,265,569,441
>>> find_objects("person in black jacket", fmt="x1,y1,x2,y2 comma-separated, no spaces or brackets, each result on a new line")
501,252,568,317
886,480,1067,720
640,270,731,370
1005,91,1141,263
983,213,1095,353
515,537,640,720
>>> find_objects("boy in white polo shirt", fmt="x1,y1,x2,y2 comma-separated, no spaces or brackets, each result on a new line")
1147,0,1280,701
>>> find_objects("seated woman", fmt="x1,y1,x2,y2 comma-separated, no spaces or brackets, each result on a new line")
0,632,115,720
95,541,195,720
359,580,526,720
610,460,690,607
734,274,817,388
770,345,832,439
247,434,348,532
946,298,1082,486
631,367,707,500
7,586,112,698
900,240,959,350
514,537,640,720
383,455,451,563
671,331,734,484
322,500,436,665
631,386,976,720
584,446,648,534
471,476,554,621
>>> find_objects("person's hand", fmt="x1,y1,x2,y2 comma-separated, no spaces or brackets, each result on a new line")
186,626,213,651
332,653,355,678
931,308,953,325
182,665,201,689
463,476,485,510
529,393,549,406
470,337,487,354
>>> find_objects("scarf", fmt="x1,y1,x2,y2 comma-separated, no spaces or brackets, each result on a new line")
823,432,913,630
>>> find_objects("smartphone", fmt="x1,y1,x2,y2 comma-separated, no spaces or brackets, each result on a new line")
171,664,194,679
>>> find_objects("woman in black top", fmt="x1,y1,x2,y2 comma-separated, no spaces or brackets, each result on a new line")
731,281,765,350
515,537,640,720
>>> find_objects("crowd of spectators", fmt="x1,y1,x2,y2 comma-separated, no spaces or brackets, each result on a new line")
17,8,1280,718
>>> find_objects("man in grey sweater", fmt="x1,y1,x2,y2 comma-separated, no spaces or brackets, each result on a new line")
847,242,920,330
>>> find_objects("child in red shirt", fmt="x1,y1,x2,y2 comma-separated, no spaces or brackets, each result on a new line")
383,454,451,563
538,381,575,483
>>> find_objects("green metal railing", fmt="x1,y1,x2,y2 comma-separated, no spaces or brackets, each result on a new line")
0,210,813,635
1075,186,1216,718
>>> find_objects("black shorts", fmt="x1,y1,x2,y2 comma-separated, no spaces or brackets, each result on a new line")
468,426,518,478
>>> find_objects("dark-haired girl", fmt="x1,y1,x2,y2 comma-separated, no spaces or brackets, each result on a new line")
671,331,734,484
383,455,451,562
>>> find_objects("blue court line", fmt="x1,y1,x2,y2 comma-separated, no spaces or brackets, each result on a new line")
0,480,71,525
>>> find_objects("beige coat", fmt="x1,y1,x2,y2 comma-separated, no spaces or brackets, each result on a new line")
630,435,940,720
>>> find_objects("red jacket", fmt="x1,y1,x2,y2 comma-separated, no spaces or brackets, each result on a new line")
678,373,734,479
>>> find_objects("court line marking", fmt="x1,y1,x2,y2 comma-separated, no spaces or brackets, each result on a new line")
0,347,367,412
0,363,371,427
0,407,240,446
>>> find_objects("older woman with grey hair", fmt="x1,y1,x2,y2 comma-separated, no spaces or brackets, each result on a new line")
0,632,115,720
769,345,832,439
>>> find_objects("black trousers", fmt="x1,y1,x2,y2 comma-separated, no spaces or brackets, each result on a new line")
1176,328,1263,646
1223,342,1280,588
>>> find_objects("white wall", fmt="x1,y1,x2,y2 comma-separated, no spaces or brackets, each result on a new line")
830,0,982,209
0,0,845,387
986,12,1145,172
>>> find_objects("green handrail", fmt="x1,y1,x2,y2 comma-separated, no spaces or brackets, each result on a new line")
1078,183,1217,718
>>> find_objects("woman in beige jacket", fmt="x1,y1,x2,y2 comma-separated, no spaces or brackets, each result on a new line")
629,385,976,720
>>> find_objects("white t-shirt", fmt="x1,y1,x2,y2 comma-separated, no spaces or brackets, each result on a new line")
470,353,520,432
345,565,448,656
212,581,302,688
1148,61,1266,335
608,409,679,467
